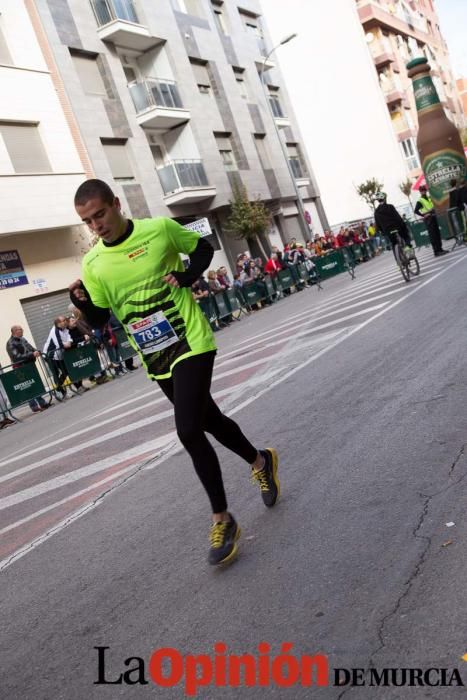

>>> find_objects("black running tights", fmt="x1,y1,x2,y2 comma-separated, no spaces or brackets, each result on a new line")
157,351,258,513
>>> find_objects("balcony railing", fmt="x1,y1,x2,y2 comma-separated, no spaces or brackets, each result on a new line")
91,0,140,26
157,160,209,195
128,78,183,114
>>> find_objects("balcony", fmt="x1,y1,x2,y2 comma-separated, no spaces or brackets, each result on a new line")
128,78,190,131
385,89,404,105
90,0,160,51
372,49,396,68
358,2,433,46
156,160,216,206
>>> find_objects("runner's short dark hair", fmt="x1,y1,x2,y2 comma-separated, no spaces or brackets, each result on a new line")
74,179,115,206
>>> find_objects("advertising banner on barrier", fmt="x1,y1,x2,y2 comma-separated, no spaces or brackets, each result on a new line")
114,329,137,361
63,345,102,382
0,363,46,407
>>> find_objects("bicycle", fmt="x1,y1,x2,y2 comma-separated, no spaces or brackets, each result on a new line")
391,229,420,282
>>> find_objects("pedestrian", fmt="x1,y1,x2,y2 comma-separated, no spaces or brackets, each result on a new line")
69,179,280,566
414,185,448,257
6,325,50,412
43,316,73,397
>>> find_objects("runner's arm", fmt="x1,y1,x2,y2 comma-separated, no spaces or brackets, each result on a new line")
69,280,111,328
168,237,214,288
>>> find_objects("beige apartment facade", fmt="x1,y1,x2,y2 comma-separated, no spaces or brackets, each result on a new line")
0,0,328,362
357,0,464,178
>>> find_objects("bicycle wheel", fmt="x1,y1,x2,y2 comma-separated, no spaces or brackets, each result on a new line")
394,244,410,282
407,254,420,277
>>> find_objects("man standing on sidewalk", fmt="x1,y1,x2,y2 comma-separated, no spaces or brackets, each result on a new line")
6,326,49,413
414,185,448,257
69,178,280,566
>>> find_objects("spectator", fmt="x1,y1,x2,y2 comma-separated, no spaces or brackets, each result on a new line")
192,275,210,301
103,317,124,375
6,325,50,412
264,252,282,277
43,316,73,397
105,314,138,372
0,363,15,428
216,266,232,289
207,269,226,294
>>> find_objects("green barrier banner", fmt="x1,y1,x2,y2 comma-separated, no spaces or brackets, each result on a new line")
199,297,217,324
315,251,344,279
224,289,240,312
63,345,102,382
408,220,431,247
114,328,137,361
0,363,46,408
214,293,230,318
277,269,294,289
243,283,263,305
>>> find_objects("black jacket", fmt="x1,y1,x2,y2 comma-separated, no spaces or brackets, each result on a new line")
374,203,409,236
6,336,37,366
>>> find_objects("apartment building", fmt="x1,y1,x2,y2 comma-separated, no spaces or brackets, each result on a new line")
0,0,328,359
0,0,94,363
357,0,464,177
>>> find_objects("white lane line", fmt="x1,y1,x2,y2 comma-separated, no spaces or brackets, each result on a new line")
2,251,465,571
217,302,389,369
221,253,467,419
0,433,176,511
0,464,140,535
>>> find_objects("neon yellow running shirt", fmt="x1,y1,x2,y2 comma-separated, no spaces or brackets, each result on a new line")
82,217,216,379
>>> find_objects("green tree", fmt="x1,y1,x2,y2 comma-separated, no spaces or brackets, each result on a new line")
224,183,271,256
399,177,415,213
356,177,384,212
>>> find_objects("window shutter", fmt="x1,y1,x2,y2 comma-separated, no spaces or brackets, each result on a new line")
0,123,51,173
72,55,107,96
191,62,210,86
102,141,134,179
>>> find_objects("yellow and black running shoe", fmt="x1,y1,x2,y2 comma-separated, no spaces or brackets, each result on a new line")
208,513,241,565
251,448,280,507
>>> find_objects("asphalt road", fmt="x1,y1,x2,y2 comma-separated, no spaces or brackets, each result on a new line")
2,246,467,699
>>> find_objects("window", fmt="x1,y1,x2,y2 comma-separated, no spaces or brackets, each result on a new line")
268,86,285,118
215,134,236,171
0,24,12,65
286,144,304,179
101,138,134,180
191,60,211,95
212,1,228,34
0,122,51,173
254,135,271,169
239,10,262,37
400,137,419,170
71,51,107,96
233,67,249,100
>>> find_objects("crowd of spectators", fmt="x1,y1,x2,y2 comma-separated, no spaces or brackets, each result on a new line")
190,222,382,317
1,310,139,427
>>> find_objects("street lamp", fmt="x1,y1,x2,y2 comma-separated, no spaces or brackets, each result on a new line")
260,33,311,242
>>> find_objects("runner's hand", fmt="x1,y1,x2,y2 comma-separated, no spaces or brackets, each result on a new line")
69,279,88,302
163,273,180,288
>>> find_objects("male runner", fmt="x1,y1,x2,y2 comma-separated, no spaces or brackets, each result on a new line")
69,179,279,565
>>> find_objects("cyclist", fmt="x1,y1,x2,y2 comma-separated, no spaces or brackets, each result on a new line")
373,192,414,258
69,179,280,567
